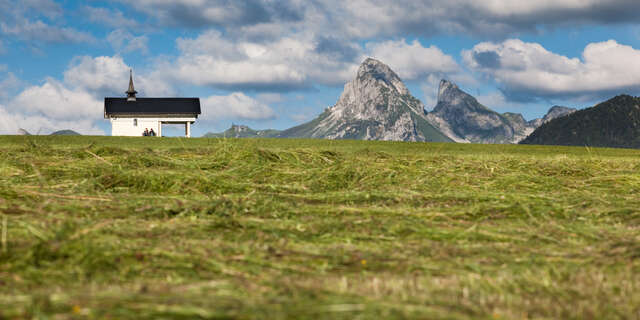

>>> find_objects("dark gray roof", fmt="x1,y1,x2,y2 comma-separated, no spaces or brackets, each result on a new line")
104,98,201,117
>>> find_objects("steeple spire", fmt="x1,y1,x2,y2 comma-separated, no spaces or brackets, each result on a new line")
126,69,137,101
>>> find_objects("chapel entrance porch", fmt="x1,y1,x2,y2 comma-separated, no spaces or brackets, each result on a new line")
158,121,193,138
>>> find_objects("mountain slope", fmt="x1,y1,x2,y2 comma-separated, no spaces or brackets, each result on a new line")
279,58,452,142
203,124,281,138
520,95,640,148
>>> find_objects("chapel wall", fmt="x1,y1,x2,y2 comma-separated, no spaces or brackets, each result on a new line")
111,118,159,136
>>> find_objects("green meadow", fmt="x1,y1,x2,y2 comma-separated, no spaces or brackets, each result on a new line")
0,135,639,319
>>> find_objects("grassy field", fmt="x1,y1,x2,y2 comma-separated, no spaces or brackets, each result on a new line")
0,135,639,319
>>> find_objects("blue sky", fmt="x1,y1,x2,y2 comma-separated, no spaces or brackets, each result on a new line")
2,0,640,136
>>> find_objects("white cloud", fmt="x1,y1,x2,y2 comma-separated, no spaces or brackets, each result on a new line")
107,29,149,55
64,55,173,97
119,0,306,28
11,79,102,120
0,0,94,47
171,30,359,90
331,0,640,38
202,92,275,120
256,93,284,104
18,0,63,19
365,39,459,81
118,0,640,41
0,104,104,135
4,0,640,53
475,91,510,109
170,30,464,93
420,74,444,110
463,39,640,101
84,6,138,28
64,56,129,96
0,19,94,44
0,71,21,101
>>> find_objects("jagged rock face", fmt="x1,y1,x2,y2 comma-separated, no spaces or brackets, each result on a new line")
279,58,451,142
528,118,544,128
502,112,533,141
502,113,527,131
427,80,523,144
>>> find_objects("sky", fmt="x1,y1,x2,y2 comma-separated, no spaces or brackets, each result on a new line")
1,0,640,136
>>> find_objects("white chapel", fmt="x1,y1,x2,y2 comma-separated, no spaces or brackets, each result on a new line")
104,71,201,137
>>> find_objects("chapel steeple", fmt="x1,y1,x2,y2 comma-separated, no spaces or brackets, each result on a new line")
126,69,137,101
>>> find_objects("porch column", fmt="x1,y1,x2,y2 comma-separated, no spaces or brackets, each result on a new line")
158,121,162,137
185,121,191,138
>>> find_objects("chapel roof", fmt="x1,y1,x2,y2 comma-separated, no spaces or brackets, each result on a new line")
104,97,201,117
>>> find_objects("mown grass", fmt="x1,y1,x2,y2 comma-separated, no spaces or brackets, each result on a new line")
1,135,639,319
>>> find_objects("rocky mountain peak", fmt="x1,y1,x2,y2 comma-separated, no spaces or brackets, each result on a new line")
437,79,460,103
356,58,409,95
427,79,529,144
543,106,576,122
432,79,486,115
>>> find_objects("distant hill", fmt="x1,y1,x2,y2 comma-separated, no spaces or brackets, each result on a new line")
203,124,281,138
520,95,640,148
51,130,81,136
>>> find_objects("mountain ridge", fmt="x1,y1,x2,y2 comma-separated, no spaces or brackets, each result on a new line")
278,58,452,142
203,124,281,138
431,79,521,143
203,59,581,144
426,80,575,144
